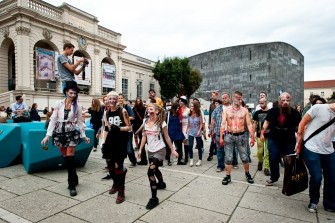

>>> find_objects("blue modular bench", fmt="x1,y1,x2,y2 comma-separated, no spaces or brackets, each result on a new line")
18,122,94,173
0,124,21,168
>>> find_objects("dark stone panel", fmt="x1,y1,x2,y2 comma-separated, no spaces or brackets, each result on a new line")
189,42,304,107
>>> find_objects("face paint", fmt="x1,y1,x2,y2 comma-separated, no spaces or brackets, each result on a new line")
109,96,118,106
147,106,155,115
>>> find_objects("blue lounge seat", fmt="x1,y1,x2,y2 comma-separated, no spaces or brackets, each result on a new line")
18,122,94,173
0,124,21,167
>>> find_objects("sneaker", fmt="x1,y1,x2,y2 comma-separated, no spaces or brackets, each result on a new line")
196,160,201,166
129,163,136,168
216,167,223,172
265,179,275,186
157,182,166,189
101,174,113,180
233,164,239,169
222,175,231,185
189,159,194,167
93,147,97,152
245,172,254,184
69,187,77,197
264,168,270,176
207,156,213,161
167,161,172,166
308,203,317,213
146,197,159,210
257,162,263,171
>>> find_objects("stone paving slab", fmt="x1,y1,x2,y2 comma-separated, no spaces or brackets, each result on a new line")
64,195,148,223
0,189,17,202
230,207,306,223
168,176,243,215
238,191,317,222
0,164,27,178
140,200,229,223
0,190,80,222
39,213,87,223
0,175,57,195
45,179,109,202
318,213,335,223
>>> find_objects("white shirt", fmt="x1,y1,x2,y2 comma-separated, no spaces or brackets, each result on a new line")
304,104,335,154
145,121,167,152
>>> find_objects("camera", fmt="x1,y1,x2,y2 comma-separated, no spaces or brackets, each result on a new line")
83,58,89,66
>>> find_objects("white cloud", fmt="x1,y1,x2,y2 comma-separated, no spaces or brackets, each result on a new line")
45,0,335,81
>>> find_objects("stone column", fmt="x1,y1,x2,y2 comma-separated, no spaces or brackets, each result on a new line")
15,26,32,90
94,48,101,95
117,54,123,93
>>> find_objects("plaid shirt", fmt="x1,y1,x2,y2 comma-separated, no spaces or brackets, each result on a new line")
211,105,223,136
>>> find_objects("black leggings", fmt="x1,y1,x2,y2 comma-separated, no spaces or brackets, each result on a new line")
147,158,163,198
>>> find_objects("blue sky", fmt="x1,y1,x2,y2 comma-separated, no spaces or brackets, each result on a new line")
45,0,335,81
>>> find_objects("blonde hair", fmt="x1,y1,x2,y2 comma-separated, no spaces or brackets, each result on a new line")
107,91,118,98
147,103,166,128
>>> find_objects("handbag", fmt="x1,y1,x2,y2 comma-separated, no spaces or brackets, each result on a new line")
282,154,308,196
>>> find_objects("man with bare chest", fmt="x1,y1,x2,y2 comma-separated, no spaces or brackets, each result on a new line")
220,91,255,185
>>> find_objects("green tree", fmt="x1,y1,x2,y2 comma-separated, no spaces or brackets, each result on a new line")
327,91,335,101
181,68,203,98
152,57,202,99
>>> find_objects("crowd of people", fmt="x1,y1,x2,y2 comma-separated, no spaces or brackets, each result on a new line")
2,42,334,213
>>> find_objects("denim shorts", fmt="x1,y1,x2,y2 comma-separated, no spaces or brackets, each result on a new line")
224,133,249,164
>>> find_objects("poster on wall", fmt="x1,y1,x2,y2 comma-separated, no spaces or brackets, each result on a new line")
54,51,59,80
102,63,115,88
73,56,92,86
36,47,55,80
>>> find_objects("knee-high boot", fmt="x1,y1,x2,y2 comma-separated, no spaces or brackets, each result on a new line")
184,145,189,163
64,156,77,196
107,160,117,194
116,168,127,204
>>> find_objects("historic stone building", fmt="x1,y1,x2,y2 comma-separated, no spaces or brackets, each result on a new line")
0,0,157,109
189,42,304,107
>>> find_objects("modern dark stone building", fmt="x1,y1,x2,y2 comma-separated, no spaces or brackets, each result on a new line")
189,42,304,107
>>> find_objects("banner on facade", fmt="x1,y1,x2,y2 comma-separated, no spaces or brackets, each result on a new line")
102,63,115,88
54,51,59,80
36,47,55,80
73,56,92,86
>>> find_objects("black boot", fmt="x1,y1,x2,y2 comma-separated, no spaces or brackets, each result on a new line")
116,168,127,204
65,156,77,196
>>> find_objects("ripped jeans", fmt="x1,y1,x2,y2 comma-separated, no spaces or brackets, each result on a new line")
224,133,249,165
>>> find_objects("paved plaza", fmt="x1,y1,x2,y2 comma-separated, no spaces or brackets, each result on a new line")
0,139,334,223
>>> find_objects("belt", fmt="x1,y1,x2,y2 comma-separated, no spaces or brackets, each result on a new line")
227,131,245,136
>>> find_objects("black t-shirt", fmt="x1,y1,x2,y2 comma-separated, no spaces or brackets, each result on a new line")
133,106,146,132
265,107,301,143
253,109,269,138
88,107,103,127
103,107,128,160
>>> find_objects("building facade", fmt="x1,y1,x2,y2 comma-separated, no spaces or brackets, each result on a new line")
304,80,335,105
0,0,158,109
189,42,304,107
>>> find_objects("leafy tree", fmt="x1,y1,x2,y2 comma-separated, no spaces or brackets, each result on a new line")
152,57,202,99
327,91,335,101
